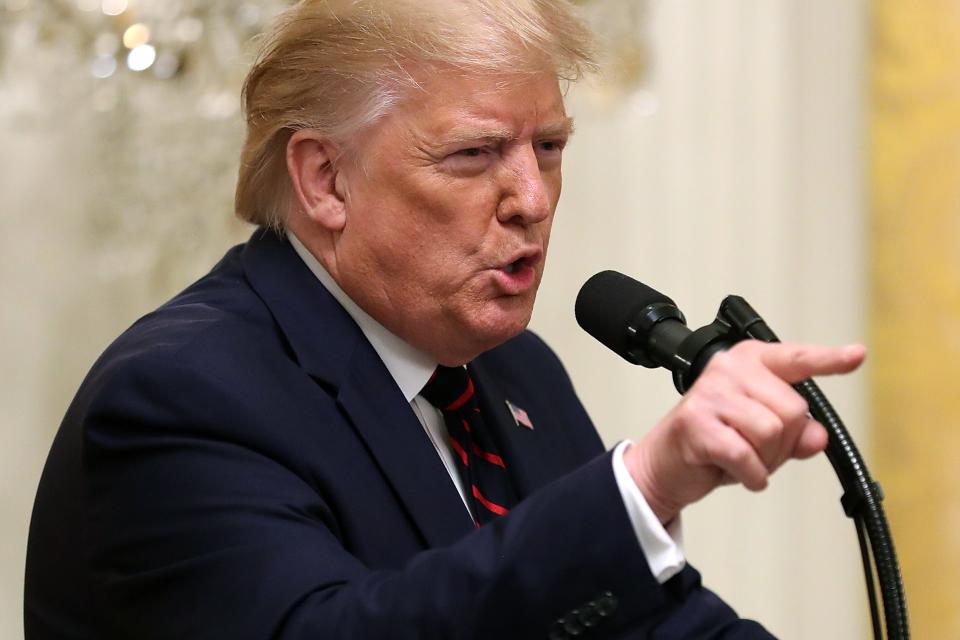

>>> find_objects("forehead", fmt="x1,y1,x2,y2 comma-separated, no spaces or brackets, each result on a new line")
395,71,570,140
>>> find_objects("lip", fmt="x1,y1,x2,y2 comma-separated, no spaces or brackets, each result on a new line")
491,247,543,296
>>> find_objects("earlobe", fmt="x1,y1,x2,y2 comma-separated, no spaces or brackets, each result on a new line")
286,129,347,232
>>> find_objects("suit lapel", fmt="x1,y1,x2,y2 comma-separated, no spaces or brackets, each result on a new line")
337,347,475,547
241,229,473,548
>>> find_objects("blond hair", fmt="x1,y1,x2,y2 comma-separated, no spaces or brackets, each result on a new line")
235,0,597,230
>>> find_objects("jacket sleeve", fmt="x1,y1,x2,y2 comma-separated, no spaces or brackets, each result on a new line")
81,354,773,640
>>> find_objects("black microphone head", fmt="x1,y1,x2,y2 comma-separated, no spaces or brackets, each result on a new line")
575,271,678,364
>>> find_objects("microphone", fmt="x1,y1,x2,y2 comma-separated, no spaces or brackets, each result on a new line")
575,270,740,392
577,271,911,637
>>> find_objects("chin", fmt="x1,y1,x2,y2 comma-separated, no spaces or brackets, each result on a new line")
438,328,527,367
472,307,532,352
435,298,535,365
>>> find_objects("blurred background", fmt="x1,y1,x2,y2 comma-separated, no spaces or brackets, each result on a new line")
1,0,957,638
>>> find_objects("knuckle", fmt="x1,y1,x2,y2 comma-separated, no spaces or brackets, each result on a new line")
676,395,706,424
725,442,752,466
696,383,726,407
761,416,785,439
785,396,809,423
731,340,763,357
704,351,735,375
714,349,737,366
787,346,808,369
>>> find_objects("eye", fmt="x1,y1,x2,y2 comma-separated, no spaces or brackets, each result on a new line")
534,139,566,170
443,145,494,175
536,139,566,153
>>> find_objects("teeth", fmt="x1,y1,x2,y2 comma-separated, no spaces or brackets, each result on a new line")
505,262,517,274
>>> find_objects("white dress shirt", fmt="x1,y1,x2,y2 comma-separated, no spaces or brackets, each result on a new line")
287,231,686,583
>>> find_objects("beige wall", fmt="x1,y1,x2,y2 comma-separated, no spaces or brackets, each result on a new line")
2,1,869,638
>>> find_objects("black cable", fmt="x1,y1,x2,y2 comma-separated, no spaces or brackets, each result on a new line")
733,309,909,639
799,378,908,639
857,515,884,639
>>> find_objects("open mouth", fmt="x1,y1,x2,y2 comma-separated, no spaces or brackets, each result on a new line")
493,252,539,294
503,258,526,274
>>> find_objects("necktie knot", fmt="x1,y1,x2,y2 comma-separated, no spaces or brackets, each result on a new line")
420,365,476,413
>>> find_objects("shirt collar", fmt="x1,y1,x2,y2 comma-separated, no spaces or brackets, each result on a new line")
287,231,437,402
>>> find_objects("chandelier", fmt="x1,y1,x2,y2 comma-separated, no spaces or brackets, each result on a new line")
0,0,647,286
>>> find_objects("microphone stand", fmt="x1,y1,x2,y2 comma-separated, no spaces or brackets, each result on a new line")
660,295,909,640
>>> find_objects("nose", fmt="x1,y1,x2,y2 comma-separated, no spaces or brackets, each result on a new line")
496,144,553,225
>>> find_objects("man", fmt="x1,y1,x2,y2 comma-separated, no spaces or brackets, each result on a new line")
25,1,865,638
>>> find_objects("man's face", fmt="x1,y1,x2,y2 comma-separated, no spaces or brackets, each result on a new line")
332,70,571,365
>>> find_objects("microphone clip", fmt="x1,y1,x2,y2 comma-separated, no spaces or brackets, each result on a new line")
671,295,778,394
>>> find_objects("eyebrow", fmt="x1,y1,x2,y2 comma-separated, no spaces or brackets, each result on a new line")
538,117,576,139
440,117,576,146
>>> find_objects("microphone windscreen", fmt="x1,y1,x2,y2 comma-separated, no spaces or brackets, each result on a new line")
575,271,676,360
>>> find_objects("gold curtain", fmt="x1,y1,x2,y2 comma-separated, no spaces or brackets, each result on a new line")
871,1,960,637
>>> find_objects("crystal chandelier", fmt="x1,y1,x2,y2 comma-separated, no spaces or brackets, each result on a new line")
0,0,647,288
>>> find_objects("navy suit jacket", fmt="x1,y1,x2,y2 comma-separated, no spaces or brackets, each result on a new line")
26,229,773,639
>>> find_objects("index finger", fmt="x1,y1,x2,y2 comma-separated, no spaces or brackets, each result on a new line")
755,342,866,383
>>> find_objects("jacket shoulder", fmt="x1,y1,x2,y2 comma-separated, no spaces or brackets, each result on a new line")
476,329,577,395
89,246,284,380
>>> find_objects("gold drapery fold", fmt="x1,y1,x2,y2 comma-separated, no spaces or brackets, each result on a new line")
871,1,960,637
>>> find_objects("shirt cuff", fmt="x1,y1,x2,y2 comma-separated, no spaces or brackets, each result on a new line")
611,440,686,583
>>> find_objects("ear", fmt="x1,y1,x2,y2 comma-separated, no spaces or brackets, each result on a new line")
286,129,348,232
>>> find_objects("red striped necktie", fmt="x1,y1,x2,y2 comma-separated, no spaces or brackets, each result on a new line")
420,365,517,526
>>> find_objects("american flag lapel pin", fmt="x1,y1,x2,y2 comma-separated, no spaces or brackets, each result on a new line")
505,399,534,430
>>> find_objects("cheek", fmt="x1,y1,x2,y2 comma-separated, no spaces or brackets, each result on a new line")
546,170,563,206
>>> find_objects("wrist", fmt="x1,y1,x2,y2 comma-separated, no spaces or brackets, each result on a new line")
623,442,682,526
